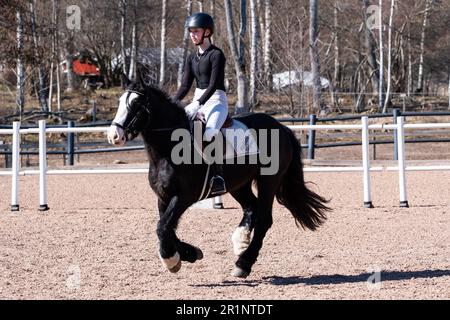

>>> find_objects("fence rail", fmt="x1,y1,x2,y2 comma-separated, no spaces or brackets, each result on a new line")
1,117,450,211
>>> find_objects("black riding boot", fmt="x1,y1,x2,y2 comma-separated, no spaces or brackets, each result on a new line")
210,163,226,196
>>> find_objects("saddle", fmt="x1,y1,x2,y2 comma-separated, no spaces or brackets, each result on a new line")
189,112,232,158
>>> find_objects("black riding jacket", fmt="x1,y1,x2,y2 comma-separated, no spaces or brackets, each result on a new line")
173,45,226,106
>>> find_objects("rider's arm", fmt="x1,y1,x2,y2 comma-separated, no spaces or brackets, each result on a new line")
197,50,225,106
173,54,194,102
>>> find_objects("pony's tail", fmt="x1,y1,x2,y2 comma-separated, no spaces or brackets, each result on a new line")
276,127,331,231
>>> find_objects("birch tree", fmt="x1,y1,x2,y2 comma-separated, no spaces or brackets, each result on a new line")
16,7,25,115
159,0,167,87
128,0,138,82
383,0,395,113
417,0,432,92
309,0,322,112
249,0,259,106
48,0,61,112
263,0,272,90
30,0,48,112
224,0,249,114
119,0,128,82
378,0,384,110
178,0,192,88
362,0,381,109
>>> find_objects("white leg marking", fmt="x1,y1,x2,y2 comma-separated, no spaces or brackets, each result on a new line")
159,252,180,270
231,227,252,256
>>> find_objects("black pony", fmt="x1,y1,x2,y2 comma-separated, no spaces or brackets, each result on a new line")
107,81,330,278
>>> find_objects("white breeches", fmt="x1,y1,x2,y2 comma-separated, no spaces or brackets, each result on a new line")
193,89,229,142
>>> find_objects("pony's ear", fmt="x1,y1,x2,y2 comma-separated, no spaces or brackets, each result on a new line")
121,73,132,87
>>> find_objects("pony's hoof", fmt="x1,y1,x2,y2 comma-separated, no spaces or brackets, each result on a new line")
169,260,182,273
195,247,204,260
231,266,249,278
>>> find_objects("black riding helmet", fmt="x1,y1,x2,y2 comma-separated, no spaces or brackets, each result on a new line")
185,12,215,36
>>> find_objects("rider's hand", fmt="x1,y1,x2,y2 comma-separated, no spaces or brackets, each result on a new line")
185,100,201,119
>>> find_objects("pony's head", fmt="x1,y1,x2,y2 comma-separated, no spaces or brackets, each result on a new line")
107,76,186,145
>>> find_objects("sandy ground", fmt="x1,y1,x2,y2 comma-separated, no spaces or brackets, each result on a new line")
0,169,449,300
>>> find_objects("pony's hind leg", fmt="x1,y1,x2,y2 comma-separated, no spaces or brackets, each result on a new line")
229,183,258,256
232,178,278,278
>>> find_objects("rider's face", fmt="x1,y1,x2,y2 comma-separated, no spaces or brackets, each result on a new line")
189,28,210,45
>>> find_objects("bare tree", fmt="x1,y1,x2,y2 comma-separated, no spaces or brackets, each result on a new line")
48,0,60,112
196,0,204,12
263,0,272,90
16,6,25,115
417,0,432,92
249,0,259,106
383,0,395,113
128,0,138,81
119,0,128,82
30,0,48,112
309,0,322,112
362,0,381,110
378,0,384,111
224,0,249,114
178,0,192,88
159,0,167,87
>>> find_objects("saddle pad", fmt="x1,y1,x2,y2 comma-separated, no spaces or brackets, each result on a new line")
221,119,259,160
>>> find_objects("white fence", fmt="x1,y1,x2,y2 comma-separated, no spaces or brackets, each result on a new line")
1,117,450,211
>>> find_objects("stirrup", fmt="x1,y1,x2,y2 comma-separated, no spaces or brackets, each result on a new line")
209,175,226,196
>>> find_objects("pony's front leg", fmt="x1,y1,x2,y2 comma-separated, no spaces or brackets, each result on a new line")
156,196,190,273
158,199,203,264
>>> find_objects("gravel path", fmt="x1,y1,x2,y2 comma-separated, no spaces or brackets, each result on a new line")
1,170,449,299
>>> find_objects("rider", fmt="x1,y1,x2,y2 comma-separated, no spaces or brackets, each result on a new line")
173,12,227,196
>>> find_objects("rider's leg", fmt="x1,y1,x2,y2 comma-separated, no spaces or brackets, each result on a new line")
203,103,228,195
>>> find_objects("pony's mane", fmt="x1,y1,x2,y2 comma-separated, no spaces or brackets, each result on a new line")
134,83,185,112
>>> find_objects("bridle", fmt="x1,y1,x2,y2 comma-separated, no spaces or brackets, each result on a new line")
112,89,187,141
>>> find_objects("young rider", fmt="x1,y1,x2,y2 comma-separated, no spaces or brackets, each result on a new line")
173,12,228,196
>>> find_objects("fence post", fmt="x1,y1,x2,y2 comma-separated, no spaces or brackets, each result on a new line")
396,116,409,208
92,100,97,122
11,122,20,211
392,108,401,160
307,114,317,160
361,116,373,208
67,121,75,166
39,120,49,211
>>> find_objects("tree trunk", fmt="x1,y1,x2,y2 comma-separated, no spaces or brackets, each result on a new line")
263,0,272,90
333,1,340,90
362,0,380,109
417,0,432,92
159,0,167,87
382,0,395,113
309,0,322,112
378,0,384,111
178,0,192,88
407,23,412,97
448,68,450,110
224,0,249,114
249,0,259,107
30,0,48,112
210,0,215,15
16,8,25,116
65,30,76,92
332,1,340,109
120,0,129,83
128,0,138,81
197,0,204,11
238,0,247,69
